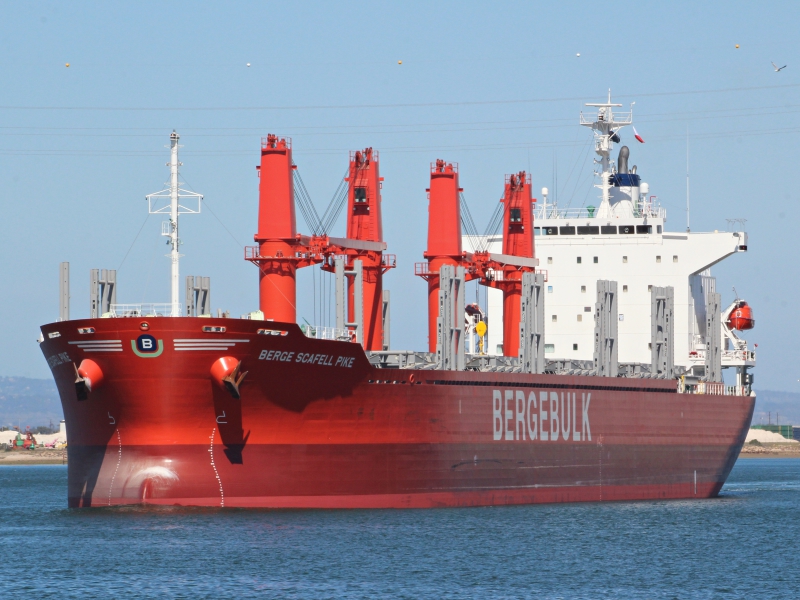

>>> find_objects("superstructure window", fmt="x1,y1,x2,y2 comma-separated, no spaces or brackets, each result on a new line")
577,226,599,235
601,225,617,234
656,256,661,263
542,227,558,236
584,306,591,312
581,285,586,293
577,257,582,264
547,286,553,293
547,257,553,264
534,227,541,236
673,255,678,263
637,225,652,234
573,344,579,351
622,256,628,263
620,225,635,234
593,256,598,263
657,225,662,233
577,314,582,322
545,344,555,354
559,226,576,235
552,315,558,322
623,285,628,292
354,187,368,203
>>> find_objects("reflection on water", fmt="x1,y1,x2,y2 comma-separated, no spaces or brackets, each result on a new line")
1,459,798,599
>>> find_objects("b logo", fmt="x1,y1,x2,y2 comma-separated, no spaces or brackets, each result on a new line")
132,334,164,358
137,334,157,353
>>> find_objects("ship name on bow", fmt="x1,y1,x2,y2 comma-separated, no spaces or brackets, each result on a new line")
259,349,355,368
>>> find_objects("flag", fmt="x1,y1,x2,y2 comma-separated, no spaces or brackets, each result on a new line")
633,126,645,143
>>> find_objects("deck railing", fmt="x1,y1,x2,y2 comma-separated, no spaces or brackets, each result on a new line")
534,205,666,221
679,381,752,396
109,303,179,317
300,324,351,341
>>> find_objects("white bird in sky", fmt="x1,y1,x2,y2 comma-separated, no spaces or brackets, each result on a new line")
772,61,787,72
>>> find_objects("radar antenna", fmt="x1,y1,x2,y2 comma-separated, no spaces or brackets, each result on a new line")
580,90,633,215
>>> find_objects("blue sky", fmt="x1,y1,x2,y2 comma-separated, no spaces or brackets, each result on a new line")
1,1,798,390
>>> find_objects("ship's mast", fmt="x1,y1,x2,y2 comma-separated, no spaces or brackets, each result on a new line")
580,90,633,212
168,132,180,316
147,131,202,317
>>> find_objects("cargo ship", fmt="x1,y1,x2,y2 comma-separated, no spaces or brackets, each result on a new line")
39,95,756,508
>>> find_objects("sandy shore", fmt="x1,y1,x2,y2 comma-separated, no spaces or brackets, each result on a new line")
0,450,67,465
737,443,800,458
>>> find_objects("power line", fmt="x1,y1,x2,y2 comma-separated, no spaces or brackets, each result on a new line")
2,82,800,112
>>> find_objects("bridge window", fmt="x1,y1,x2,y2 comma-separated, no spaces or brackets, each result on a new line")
637,225,652,234
542,226,558,236
601,225,617,234
559,226,576,235
620,225,635,234
577,225,599,235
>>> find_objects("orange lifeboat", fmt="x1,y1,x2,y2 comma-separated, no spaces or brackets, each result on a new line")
727,301,755,331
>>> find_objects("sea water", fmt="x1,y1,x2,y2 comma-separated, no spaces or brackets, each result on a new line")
0,459,797,599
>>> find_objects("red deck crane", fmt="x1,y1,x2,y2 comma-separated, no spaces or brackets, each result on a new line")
478,171,538,357
245,135,319,323
319,148,394,350
415,160,479,352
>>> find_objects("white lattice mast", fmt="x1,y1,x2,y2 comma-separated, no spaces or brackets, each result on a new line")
147,131,202,317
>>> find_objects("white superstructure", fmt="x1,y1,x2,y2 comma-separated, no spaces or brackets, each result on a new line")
469,93,754,383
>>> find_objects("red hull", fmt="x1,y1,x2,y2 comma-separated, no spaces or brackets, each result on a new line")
40,318,754,509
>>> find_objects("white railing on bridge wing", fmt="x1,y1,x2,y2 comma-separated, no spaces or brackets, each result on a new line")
534,205,666,221
300,324,351,342
680,381,752,397
110,303,180,317
688,348,757,364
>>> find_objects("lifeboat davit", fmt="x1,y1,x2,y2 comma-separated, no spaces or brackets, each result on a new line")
727,301,755,331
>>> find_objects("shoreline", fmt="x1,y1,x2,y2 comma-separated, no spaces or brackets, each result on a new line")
2,446,800,466
737,443,800,459
0,450,67,465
